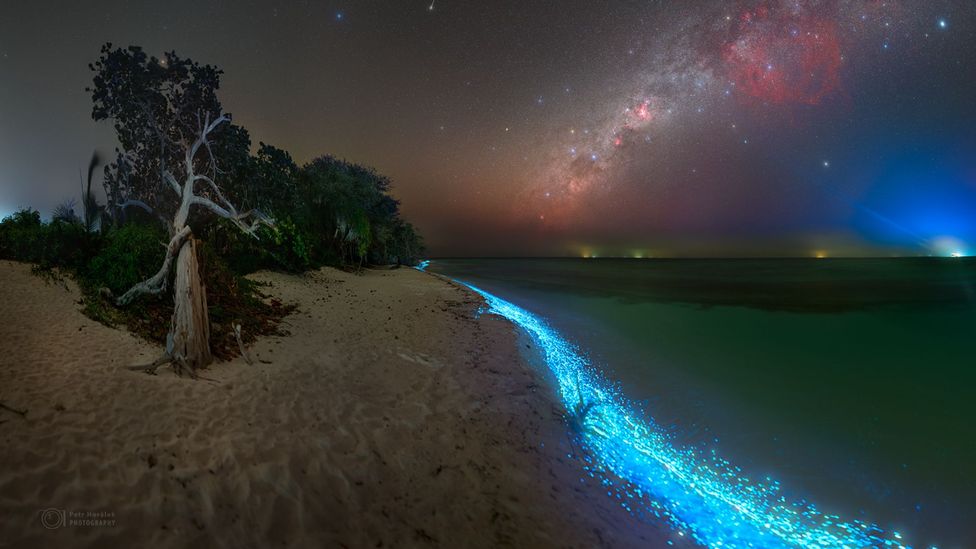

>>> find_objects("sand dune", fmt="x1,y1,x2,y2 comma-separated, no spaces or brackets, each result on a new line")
0,260,674,548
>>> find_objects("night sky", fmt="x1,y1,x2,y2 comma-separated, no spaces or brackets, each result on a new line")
1,1,975,257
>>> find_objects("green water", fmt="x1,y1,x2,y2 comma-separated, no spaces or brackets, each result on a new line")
428,258,976,547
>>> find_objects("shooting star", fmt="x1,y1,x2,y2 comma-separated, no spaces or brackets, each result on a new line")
428,0,435,12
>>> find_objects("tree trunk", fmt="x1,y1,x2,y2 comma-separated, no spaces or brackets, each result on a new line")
169,236,212,369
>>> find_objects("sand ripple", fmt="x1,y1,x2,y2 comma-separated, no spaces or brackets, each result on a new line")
0,261,678,548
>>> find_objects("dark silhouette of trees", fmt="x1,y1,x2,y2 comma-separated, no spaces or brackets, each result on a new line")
4,43,426,376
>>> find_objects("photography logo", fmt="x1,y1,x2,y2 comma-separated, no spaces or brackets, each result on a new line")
40,508,66,530
38,508,116,529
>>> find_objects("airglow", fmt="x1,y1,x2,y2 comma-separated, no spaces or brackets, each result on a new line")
422,261,911,547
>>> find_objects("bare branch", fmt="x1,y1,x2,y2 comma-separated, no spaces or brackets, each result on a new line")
192,173,221,197
163,170,181,195
114,226,191,305
186,113,229,176
191,195,232,218
118,198,170,228
192,173,236,213
117,199,153,214
191,196,274,237
234,323,253,365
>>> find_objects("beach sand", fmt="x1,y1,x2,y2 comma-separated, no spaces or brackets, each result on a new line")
0,260,676,548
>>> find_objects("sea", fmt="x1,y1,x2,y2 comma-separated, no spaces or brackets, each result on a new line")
426,258,976,548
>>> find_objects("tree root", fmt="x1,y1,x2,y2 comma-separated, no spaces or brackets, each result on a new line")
125,354,198,379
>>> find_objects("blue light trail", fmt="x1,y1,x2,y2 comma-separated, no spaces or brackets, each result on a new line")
420,263,916,548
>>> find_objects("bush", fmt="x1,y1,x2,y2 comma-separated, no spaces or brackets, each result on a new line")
268,217,310,272
86,223,167,296
197,240,295,360
205,216,312,274
0,208,96,270
0,208,44,261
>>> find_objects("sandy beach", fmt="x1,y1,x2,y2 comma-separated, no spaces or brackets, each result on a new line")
0,260,675,548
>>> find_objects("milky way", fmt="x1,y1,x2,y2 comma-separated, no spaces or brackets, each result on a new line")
1,1,973,255
522,0,960,255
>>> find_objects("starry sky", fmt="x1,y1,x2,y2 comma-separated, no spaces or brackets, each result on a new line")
1,1,975,257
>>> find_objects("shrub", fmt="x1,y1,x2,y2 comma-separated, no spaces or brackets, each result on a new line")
0,208,44,261
268,217,310,272
86,223,167,296
0,208,95,270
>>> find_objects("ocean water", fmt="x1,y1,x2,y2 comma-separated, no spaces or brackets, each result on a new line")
426,258,976,548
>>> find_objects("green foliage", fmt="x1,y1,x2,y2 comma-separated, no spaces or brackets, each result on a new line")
0,208,95,270
285,155,425,268
196,240,296,361
269,217,311,271
89,43,228,225
208,152,425,272
0,208,43,261
86,223,167,296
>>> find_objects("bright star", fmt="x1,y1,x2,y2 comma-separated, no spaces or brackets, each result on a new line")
938,19,947,29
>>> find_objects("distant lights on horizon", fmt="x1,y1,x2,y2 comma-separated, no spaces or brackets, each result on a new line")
579,249,654,259
931,236,969,258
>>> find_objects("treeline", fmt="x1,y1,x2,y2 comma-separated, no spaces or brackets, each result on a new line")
0,152,424,358
0,141,425,326
209,146,425,273
0,45,424,277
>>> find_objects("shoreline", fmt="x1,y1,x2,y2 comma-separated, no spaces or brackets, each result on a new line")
0,260,676,548
426,264,923,548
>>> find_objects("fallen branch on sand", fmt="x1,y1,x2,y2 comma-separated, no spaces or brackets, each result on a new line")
233,323,253,365
0,401,28,417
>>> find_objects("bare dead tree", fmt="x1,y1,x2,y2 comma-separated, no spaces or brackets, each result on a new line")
112,112,272,375
88,45,275,375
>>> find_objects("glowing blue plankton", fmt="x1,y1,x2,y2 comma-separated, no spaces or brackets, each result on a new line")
453,277,912,548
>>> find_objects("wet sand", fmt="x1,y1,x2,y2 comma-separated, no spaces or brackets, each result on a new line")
0,260,677,548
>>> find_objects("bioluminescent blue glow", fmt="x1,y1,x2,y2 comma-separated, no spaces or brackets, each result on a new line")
430,268,914,547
